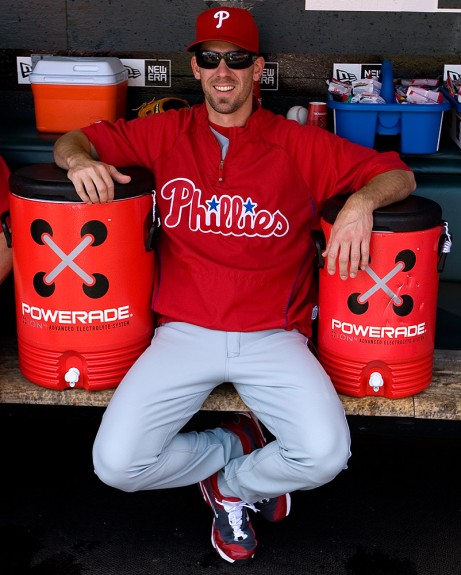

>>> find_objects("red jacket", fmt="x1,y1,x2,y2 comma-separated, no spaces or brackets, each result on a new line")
82,103,411,336
0,155,10,218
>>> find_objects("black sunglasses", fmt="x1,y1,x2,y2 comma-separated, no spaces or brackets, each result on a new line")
195,50,257,70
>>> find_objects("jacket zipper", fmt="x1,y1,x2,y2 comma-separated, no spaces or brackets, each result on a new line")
218,159,224,182
213,125,234,183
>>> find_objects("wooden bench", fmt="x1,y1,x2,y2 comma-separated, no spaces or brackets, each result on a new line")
1,335,460,420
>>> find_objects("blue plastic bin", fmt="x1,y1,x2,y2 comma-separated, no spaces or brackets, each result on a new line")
328,60,450,154
328,95,450,154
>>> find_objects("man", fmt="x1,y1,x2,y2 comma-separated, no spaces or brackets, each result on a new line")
54,7,415,565
0,155,12,285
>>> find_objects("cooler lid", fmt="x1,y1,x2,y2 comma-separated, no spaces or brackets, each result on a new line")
10,163,154,202
321,193,442,232
29,56,129,86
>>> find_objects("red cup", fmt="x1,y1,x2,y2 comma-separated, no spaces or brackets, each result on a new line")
307,101,327,129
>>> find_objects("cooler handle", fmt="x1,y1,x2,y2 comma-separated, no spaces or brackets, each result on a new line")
311,229,326,269
146,204,161,251
1,210,11,248
437,221,452,273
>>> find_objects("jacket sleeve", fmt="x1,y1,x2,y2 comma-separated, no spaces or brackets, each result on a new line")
81,109,188,171
0,155,10,215
287,124,413,209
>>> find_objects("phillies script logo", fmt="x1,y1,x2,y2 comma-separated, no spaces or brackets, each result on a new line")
161,178,289,237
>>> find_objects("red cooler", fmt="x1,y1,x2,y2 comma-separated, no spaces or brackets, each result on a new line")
315,194,448,398
8,163,156,391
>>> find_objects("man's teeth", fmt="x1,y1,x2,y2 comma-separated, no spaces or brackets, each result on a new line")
215,86,233,91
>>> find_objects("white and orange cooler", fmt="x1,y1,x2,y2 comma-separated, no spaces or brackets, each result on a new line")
29,56,128,133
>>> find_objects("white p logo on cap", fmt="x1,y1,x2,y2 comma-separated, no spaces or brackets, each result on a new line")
214,10,230,29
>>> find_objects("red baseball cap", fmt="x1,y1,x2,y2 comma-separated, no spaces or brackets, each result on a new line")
187,7,259,53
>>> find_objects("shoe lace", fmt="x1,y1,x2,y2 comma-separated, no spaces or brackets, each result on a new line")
222,500,257,541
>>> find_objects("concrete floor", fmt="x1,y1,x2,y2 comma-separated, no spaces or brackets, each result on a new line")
1,407,461,575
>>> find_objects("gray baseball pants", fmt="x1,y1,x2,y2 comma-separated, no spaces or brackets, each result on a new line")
92,322,351,503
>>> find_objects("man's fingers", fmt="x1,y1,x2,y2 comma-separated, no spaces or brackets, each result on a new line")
68,164,119,203
337,242,351,280
74,173,113,203
323,239,369,279
87,174,112,203
359,245,370,272
110,166,132,185
321,196,373,279
323,240,338,276
348,242,362,278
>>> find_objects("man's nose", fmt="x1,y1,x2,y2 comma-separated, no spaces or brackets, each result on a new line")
216,57,231,72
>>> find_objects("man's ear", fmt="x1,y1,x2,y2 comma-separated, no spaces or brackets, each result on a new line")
191,56,201,80
253,56,265,82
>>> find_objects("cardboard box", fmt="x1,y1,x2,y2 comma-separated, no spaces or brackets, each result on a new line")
442,90,461,149
442,65,461,149
30,56,128,133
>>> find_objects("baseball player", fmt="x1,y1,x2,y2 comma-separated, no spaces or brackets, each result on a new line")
53,7,415,565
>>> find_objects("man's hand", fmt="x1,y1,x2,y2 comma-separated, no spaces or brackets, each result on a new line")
321,169,416,280
322,193,373,280
67,159,131,204
54,129,131,204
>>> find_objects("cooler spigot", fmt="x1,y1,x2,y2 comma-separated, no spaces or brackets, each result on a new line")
369,371,384,393
64,367,80,388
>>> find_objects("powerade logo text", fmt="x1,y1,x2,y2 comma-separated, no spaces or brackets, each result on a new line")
331,319,426,339
22,303,130,325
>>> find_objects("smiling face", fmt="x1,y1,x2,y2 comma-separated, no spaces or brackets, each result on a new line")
191,41,265,127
